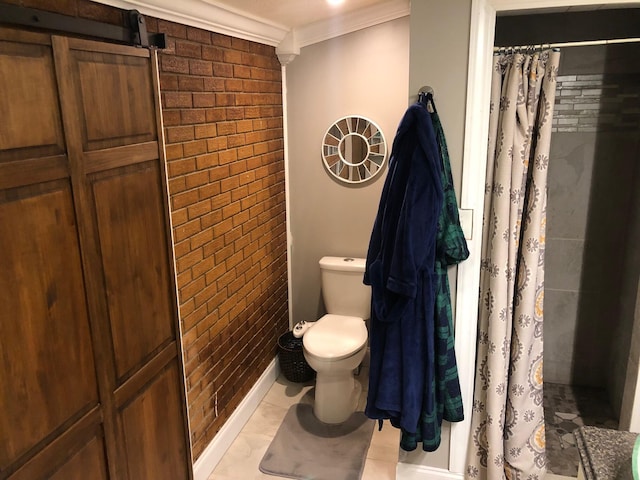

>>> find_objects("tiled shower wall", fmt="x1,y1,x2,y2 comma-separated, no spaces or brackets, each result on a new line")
552,72,640,133
544,44,640,415
4,0,289,460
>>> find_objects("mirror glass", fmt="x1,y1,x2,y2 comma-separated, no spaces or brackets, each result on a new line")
322,115,387,184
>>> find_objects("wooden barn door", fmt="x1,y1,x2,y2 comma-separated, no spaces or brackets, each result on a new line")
0,28,191,479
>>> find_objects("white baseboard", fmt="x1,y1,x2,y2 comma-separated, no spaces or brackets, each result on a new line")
396,463,463,480
192,357,279,480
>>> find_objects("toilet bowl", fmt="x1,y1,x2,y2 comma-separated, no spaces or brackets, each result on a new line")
303,314,368,424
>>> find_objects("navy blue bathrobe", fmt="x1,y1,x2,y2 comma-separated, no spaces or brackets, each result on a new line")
364,103,443,434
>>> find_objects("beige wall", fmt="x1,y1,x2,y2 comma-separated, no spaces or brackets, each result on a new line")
286,17,410,324
286,2,472,471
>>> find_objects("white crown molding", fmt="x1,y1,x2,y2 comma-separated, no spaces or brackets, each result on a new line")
93,0,289,46
94,0,410,49
295,0,410,48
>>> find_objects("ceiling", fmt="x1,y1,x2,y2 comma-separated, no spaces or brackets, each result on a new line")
203,0,395,29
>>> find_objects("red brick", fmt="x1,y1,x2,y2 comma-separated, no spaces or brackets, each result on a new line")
195,124,217,139
212,193,232,211
223,50,243,64
180,109,206,125
220,176,239,193
165,144,184,160
187,26,211,44
224,79,243,92
193,93,216,108
201,211,223,229
226,107,244,121
236,120,253,133
233,65,251,79
205,108,226,123
218,150,238,165
173,189,200,210
169,176,187,195
196,153,219,170
157,19,187,39
160,74,179,90
207,137,228,152
164,91,193,109
199,183,221,201
191,228,214,250
77,1,123,24
167,157,196,177
202,45,224,62
162,55,189,74
253,142,268,155
190,59,213,76
176,40,202,59
166,126,195,144
222,201,241,219
174,218,201,242
227,134,245,148
181,142,209,161
179,76,205,92
212,34,232,48
162,110,181,126
216,122,236,136
239,172,255,185
215,93,235,106
209,165,229,182
203,77,225,92
235,93,253,106
244,106,260,118
172,208,188,227
185,171,210,189
213,63,233,77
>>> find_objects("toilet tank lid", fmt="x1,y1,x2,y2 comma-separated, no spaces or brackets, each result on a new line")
319,256,366,273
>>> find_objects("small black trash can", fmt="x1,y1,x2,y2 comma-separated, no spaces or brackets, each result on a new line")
277,331,315,383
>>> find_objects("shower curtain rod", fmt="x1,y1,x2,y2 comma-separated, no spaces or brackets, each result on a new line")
493,36,640,51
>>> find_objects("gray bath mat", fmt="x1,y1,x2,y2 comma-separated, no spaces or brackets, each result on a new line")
259,403,375,480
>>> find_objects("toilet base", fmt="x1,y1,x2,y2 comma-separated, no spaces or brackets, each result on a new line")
313,371,362,424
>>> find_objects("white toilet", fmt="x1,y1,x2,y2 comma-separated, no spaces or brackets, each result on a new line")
302,256,370,424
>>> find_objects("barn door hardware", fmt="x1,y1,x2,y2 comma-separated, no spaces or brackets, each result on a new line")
0,3,166,49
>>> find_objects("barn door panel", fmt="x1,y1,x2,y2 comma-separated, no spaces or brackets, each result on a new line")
0,29,105,479
53,35,190,479
0,27,190,480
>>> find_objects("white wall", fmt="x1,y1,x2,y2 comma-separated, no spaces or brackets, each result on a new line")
286,16,411,324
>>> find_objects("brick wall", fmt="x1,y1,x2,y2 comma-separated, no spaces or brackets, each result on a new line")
147,19,289,459
4,0,289,461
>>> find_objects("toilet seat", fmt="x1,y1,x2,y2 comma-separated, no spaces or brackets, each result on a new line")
303,314,367,360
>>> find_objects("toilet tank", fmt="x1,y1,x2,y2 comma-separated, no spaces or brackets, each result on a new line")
319,256,371,319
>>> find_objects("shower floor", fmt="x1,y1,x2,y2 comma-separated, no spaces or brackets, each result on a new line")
544,382,619,477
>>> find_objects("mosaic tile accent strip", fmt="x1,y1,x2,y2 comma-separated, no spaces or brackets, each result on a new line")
552,74,640,133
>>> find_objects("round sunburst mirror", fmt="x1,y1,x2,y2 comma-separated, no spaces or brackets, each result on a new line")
321,115,387,184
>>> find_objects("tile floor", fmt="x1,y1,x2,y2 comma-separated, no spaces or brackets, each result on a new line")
544,382,619,477
207,367,578,480
207,366,400,480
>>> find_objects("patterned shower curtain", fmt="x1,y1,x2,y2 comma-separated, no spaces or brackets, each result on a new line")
465,50,561,480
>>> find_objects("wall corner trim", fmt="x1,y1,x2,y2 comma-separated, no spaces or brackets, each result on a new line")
192,358,280,480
